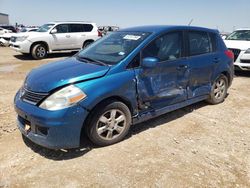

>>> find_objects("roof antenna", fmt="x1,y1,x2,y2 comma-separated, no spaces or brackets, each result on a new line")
188,19,194,26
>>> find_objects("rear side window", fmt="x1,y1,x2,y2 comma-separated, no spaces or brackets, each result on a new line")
188,31,211,56
56,24,69,33
83,24,93,32
142,32,182,62
70,24,84,32
209,33,217,52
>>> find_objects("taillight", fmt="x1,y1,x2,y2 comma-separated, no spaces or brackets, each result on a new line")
98,30,102,37
225,50,234,60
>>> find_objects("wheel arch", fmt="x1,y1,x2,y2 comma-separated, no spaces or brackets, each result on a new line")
30,41,49,54
80,95,135,143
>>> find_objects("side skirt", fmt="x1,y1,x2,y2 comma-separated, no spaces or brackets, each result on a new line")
132,95,208,125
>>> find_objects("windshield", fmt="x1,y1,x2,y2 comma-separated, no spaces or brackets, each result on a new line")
77,31,151,65
226,30,250,41
19,28,27,32
36,24,54,32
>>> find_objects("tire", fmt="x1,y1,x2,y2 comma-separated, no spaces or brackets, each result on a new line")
82,41,93,49
85,100,131,146
206,74,228,104
31,43,47,59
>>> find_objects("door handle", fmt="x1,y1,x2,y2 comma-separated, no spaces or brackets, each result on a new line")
213,58,220,63
66,35,71,38
176,65,188,70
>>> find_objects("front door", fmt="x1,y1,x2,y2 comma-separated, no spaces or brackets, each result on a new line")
50,24,73,50
136,31,189,109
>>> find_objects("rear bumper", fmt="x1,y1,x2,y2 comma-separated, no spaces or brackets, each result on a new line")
14,91,89,149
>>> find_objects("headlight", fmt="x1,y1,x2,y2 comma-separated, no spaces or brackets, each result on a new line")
16,36,28,42
39,85,87,111
245,48,250,54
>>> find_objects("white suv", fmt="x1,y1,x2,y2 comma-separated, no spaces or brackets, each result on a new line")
10,22,101,59
224,28,250,71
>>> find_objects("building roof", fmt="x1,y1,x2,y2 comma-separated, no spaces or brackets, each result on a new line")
0,13,9,16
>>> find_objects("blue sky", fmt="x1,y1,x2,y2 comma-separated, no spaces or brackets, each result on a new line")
0,0,249,32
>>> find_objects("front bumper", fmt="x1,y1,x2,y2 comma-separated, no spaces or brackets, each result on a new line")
234,51,250,71
0,38,10,46
9,40,32,54
14,91,89,149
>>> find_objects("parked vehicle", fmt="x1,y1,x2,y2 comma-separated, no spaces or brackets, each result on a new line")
0,27,39,47
98,26,119,35
14,25,234,149
19,27,39,33
0,32,13,46
224,28,250,71
0,27,12,35
0,25,17,33
10,21,102,59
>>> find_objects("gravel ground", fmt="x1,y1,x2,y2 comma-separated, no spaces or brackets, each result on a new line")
0,47,250,188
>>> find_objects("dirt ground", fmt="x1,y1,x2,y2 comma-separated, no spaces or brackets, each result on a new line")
0,47,249,188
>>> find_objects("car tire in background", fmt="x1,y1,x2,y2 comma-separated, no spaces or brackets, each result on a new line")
206,74,228,104
85,100,131,146
31,43,47,59
82,41,93,49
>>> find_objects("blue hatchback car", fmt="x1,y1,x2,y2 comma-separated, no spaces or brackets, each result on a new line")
14,25,234,149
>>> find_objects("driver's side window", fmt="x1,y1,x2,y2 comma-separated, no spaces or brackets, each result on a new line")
55,24,69,33
142,32,182,62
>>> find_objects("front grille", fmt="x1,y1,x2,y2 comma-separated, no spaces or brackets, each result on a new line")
241,59,250,64
21,88,48,105
3,37,10,41
228,48,241,62
10,36,16,42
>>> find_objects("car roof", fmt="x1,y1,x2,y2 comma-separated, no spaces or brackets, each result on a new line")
235,28,250,31
120,25,218,34
47,21,96,25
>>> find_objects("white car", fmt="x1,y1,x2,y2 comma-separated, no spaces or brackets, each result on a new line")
10,21,101,59
0,32,13,46
224,28,250,71
0,27,12,35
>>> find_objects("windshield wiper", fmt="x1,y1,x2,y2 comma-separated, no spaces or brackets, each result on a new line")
76,56,108,66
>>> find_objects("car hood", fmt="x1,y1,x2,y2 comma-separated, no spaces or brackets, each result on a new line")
224,40,250,51
24,57,110,93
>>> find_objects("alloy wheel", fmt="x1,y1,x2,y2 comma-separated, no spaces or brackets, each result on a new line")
96,109,126,140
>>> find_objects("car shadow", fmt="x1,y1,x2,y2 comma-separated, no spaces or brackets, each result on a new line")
235,71,250,77
23,101,208,161
14,51,78,61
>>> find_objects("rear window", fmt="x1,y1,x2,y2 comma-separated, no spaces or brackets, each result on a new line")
188,31,212,56
83,24,93,32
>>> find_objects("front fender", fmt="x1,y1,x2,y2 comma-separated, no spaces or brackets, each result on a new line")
76,70,138,116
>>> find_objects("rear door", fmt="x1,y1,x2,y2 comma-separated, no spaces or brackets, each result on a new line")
69,24,85,49
136,31,189,109
186,31,219,98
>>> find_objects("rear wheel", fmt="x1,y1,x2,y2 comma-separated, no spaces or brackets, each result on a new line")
207,74,228,104
82,41,93,49
85,100,131,146
31,43,47,59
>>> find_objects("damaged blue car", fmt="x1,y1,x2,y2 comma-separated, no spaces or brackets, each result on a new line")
14,25,234,149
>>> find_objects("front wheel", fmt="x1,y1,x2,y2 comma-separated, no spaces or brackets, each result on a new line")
206,74,228,104
31,43,47,59
85,100,131,146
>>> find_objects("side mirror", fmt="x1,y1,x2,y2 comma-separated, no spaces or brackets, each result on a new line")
222,35,227,40
50,28,57,34
141,57,159,68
